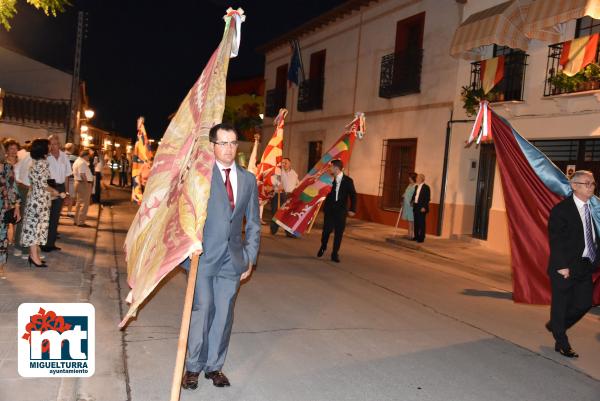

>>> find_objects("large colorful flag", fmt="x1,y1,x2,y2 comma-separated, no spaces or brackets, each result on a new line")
468,101,600,305
288,39,305,87
480,55,504,94
256,108,286,204
559,33,599,76
131,117,153,205
247,134,260,175
120,8,245,327
274,113,365,237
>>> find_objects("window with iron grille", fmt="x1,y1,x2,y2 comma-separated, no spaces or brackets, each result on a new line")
469,46,528,102
298,50,325,112
544,17,600,96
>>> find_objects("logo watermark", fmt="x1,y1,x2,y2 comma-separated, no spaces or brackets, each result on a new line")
18,303,95,377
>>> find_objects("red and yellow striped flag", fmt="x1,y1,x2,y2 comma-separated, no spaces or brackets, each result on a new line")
256,108,286,204
481,55,504,94
560,33,599,77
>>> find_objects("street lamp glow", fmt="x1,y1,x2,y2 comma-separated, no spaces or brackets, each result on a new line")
115,143,121,148
81,124,89,133
84,109,95,119
259,113,264,119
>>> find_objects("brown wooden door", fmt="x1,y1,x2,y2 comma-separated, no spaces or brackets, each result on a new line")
275,64,288,90
307,141,322,173
309,50,326,80
395,12,425,53
382,139,417,210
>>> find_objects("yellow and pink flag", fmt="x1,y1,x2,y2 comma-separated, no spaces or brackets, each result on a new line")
559,33,599,76
273,113,365,237
255,108,286,204
120,8,245,327
480,55,504,94
131,117,153,205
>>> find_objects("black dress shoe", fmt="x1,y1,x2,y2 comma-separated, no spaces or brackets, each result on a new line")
555,344,579,358
317,247,325,257
205,370,230,387
331,254,340,263
545,321,552,333
41,246,61,252
181,371,200,390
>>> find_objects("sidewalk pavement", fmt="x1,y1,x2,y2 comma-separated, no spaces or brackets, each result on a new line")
0,186,130,401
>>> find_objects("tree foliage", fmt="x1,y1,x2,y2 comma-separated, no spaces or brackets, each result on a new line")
0,0,71,30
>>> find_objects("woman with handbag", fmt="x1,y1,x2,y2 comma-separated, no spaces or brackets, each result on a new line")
0,140,21,266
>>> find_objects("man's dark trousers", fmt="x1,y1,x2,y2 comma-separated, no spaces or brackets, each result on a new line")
321,208,347,257
270,192,287,234
413,208,427,242
550,259,593,348
47,183,65,248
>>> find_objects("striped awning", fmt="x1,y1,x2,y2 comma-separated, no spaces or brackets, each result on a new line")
524,0,600,42
450,0,531,60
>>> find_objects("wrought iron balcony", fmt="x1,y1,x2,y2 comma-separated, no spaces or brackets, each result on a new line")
297,78,324,112
379,48,423,98
0,92,69,128
265,88,286,117
469,51,528,102
544,41,600,96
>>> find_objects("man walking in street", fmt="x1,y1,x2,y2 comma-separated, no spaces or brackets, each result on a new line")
546,170,599,358
43,135,72,252
317,159,357,263
411,173,430,243
270,157,299,236
181,123,260,390
119,154,130,187
72,149,94,227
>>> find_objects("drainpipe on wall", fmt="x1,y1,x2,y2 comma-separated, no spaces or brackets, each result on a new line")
436,110,475,236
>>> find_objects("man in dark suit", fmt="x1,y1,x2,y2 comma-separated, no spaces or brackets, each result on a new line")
547,170,599,358
181,123,261,389
317,159,357,263
411,173,430,243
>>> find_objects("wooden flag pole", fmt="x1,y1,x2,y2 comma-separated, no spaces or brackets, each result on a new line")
306,200,324,234
170,253,200,401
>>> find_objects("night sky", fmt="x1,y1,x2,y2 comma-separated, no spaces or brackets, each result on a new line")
0,0,347,140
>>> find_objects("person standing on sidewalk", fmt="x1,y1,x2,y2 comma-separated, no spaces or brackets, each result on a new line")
119,154,129,187
401,172,417,239
317,159,357,263
13,143,32,258
109,152,118,186
270,157,299,236
91,150,104,205
411,173,430,243
21,139,59,268
0,143,20,266
546,170,600,358
181,123,260,390
44,135,71,253
72,149,94,227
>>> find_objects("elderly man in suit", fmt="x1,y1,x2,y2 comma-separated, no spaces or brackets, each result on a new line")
317,159,357,263
411,173,430,243
182,123,261,390
546,170,599,358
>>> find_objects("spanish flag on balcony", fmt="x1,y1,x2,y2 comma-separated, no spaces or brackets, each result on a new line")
559,33,599,76
480,55,505,94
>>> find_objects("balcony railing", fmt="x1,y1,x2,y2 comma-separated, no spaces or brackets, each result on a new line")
470,52,528,102
544,41,600,96
379,48,423,98
0,92,69,128
297,78,324,112
265,88,286,117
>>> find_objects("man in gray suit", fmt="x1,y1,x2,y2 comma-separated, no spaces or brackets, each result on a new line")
182,123,261,390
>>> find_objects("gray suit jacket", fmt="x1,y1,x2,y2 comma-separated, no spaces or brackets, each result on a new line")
195,163,261,277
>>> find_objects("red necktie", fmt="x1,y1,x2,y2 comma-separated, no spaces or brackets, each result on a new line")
224,168,235,211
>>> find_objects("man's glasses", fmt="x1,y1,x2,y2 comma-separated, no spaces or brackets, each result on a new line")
211,140,238,147
573,181,597,188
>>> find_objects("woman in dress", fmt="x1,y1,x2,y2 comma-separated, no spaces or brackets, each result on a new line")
20,139,58,268
3,138,20,249
0,141,20,266
401,172,418,240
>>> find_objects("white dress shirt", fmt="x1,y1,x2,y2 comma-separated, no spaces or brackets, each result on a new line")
15,151,32,186
73,157,94,182
335,172,343,201
573,195,596,258
273,168,300,193
414,183,424,203
215,160,238,205
47,151,72,184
